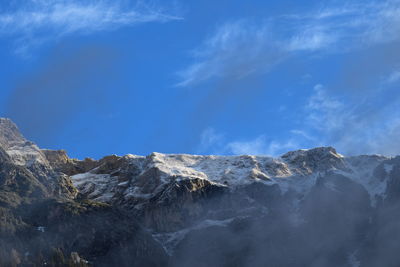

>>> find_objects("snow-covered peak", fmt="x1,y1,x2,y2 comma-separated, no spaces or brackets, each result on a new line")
143,152,290,185
0,118,394,209
71,147,388,205
67,146,399,212
281,146,346,175
0,118,26,148
281,146,342,161
0,118,48,167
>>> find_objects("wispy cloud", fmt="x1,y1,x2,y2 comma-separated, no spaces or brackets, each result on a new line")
197,127,225,154
297,83,400,156
176,20,287,87
197,128,299,156
226,135,268,155
385,70,400,84
176,20,286,87
306,84,346,132
177,0,400,87
0,0,181,54
205,79,400,156
226,135,299,156
181,0,400,157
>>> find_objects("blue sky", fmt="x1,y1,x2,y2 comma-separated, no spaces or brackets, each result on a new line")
1,0,400,159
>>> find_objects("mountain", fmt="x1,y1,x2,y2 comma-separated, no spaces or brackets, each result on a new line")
1,118,400,266
0,118,168,267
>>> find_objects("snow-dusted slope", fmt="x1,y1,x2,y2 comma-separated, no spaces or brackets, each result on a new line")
2,117,400,266
0,118,49,167
0,118,77,199
1,117,388,206
69,147,389,205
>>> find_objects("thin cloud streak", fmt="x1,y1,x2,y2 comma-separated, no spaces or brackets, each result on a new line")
304,85,400,156
176,20,287,87
182,0,400,156
199,77,400,156
0,0,182,54
279,81,400,156
177,0,400,87
227,135,299,156
197,128,299,156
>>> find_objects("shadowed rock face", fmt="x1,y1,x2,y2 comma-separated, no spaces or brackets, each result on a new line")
2,117,400,267
0,119,168,267
63,151,400,267
12,199,168,267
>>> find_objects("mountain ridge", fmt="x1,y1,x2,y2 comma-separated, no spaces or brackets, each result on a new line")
1,117,400,267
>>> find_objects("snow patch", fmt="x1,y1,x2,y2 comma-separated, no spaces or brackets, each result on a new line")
71,172,118,202
6,143,48,167
70,150,393,208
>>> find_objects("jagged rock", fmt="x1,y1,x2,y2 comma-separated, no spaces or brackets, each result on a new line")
2,117,400,267
281,146,347,174
42,149,98,176
0,119,168,266
139,178,228,232
0,118,26,149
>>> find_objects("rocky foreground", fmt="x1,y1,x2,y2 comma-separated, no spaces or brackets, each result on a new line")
1,117,400,266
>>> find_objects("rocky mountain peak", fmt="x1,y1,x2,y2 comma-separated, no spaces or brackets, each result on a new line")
281,146,341,160
1,118,400,266
281,146,346,174
0,118,50,167
0,119,78,200
0,118,26,149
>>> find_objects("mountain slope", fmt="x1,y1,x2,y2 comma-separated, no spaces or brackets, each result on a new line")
1,117,400,267
0,118,168,267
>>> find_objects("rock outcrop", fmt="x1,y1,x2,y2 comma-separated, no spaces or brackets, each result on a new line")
0,119,168,267
62,143,399,267
1,117,400,267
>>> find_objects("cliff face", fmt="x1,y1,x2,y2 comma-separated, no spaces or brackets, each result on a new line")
2,117,400,267
63,147,400,267
0,119,168,267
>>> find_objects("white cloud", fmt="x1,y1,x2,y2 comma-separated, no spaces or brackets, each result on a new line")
197,128,300,156
306,84,346,131
290,129,319,144
196,79,399,156
385,70,400,84
176,21,286,87
187,1,400,156
197,127,224,153
226,135,268,155
216,82,400,157
226,135,299,156
177,0,400,87
0,0,181,54
364,1,400,44
301,83,400,156
226,135,298,156
197,83,400,156
286,25,337,52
